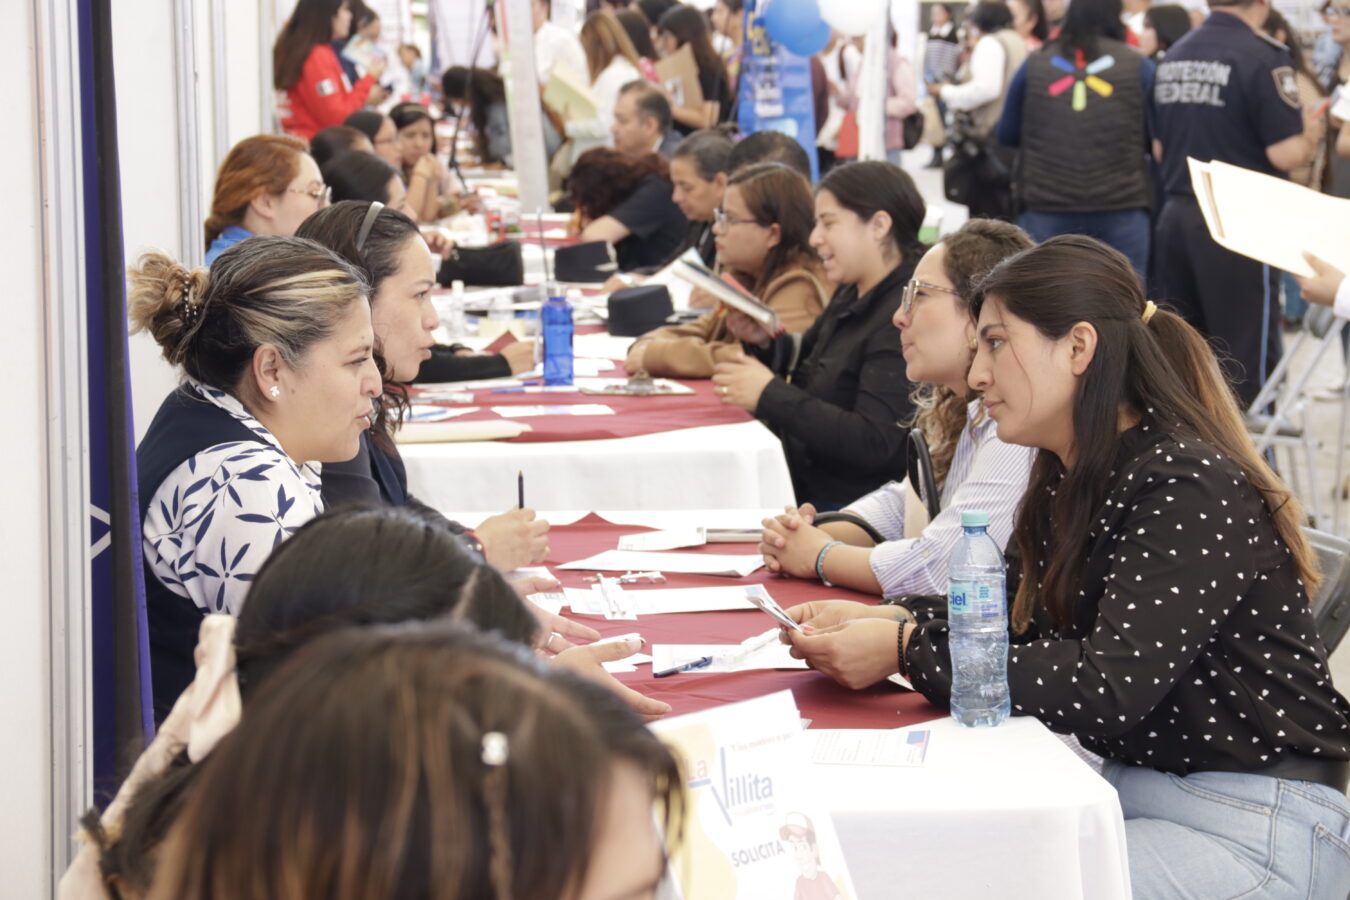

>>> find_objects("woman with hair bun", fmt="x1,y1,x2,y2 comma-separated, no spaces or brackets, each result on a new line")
131,236,381,719
204,135,328,265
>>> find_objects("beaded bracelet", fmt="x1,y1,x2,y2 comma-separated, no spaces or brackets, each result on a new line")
896,622,912,681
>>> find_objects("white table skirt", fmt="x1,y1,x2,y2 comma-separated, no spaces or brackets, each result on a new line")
400,420,797,513
813,717,1132,900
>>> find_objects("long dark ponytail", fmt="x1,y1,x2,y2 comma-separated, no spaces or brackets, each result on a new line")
973,236,1318,632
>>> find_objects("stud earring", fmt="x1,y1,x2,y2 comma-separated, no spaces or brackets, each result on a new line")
269,385,281,399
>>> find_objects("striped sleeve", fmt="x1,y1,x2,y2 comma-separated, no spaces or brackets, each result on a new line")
843,481,909,542
866,418,1035,598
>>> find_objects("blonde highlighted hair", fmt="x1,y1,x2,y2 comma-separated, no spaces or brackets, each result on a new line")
129,236,369,395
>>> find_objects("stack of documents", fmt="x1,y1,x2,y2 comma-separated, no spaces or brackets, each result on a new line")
1187,157,1350,277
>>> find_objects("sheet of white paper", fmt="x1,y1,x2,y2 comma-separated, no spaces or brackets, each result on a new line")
652,640,807,672
525,591,566,615
594,509,780,531
808,728,932,767
572,359,617,377
571,331,638,361
1187,157,1350,277
411,387,476,404
617,528,707,551
484,385,581,394
601,652,653,673
406,404,480,423
558,549,764,577
507,565,555,584
446,376,534,391
492,404,616,418
567,584,773,616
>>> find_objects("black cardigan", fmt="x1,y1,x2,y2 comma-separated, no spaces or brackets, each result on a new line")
749,261,917,509
136,387,270,722
321,430,480,557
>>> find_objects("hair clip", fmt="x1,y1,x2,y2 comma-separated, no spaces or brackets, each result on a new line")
481,731,509,766
179,273,202,323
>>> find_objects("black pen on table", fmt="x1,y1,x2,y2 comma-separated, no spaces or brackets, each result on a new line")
654,655,714,678
517,470,525,509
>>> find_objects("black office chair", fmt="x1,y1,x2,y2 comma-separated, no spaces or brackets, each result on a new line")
906,429,941,522
814,431,941,541
1304,526,1350,655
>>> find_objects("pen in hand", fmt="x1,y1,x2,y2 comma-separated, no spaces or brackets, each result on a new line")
517,470,525,509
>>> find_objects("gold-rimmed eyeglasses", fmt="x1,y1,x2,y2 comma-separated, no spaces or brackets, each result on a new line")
901,279,960,316
287,184,332,207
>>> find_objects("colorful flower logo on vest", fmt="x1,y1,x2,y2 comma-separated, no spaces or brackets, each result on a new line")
1049,49,1115,111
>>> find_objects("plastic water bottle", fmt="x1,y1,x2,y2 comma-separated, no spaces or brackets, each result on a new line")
948,510,1010,727
488,290,512,324
541,292,574,386
445,280,467,339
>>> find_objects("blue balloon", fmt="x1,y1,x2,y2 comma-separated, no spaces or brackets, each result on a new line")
761,0,831,57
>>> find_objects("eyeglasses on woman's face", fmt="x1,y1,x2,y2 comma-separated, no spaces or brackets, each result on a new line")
901,278,960,316
713,207,761,229
287,184,333,207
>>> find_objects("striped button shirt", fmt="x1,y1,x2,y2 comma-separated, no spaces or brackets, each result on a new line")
843,401,1036,598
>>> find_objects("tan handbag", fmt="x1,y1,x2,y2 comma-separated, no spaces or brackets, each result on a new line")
920,96,945,148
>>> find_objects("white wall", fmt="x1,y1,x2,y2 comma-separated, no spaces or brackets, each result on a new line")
0,2,274,891
3,2,54,895
115,0,270,441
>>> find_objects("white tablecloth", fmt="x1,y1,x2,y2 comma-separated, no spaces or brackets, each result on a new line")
813,717,1132,900
400,420,797,513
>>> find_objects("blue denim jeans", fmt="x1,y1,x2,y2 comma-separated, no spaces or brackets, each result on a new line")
1102,761,1350,899
1284,270,1310,324
1017,208,1151,281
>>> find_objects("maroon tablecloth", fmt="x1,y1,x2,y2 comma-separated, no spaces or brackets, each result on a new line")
410,326,755,443
545,515,946,729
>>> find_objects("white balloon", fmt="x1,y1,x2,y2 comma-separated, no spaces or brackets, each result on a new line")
819,0,887,36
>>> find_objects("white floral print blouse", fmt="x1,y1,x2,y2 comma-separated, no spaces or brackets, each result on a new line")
141,379,325,616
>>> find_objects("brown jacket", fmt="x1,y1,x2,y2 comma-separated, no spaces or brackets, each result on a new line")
636,264,831,378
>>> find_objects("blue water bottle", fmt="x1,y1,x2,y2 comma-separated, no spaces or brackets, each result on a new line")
541,292,574,386
947,509,1010,727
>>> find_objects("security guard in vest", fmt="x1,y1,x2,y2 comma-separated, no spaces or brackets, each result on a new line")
1151,0,1314,409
